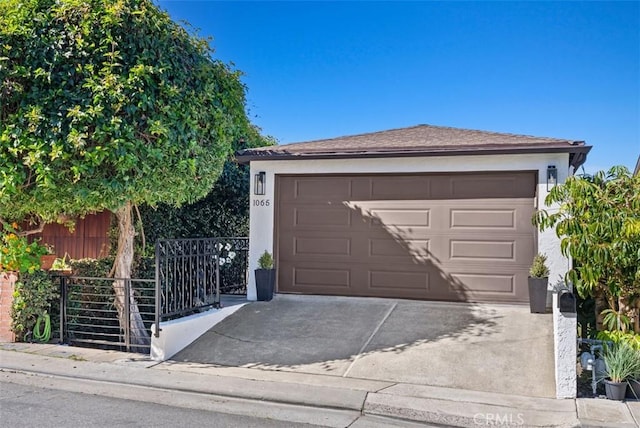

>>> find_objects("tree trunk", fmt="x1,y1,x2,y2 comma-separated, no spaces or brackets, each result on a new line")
114,202,150,352
594,287,607,331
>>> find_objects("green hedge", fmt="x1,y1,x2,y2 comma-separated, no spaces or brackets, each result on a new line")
11,271,59,341
70,257,154,280
138,159,250,251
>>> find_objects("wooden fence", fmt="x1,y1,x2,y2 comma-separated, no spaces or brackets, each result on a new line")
33,211,112,259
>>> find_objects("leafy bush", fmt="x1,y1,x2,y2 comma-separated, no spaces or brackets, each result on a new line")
602,341,640,382
0,222,48,273
69,258,113,277
534,166,640,333
258,251,273,269
11,271,59,340
138,160,251,254
529,253,550,278
597,330,640,351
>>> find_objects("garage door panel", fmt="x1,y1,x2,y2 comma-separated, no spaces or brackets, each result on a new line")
369,270,430,291
450,240,515,260
280,237,356,264
276,172,536,303
446,234,534,265
370,209,431,227
369,238,430,261
436,172,535,199
281,177,353,202
450,273,515,294
294,237,351,256
369,176,431,199
452,272,530,302
293,207,352,228
291,267,351,288
450,209,515,229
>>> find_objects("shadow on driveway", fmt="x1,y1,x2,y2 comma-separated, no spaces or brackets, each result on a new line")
169,294,555,398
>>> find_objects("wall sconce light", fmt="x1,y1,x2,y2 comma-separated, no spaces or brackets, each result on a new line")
254,171,266,195
547,165,557,191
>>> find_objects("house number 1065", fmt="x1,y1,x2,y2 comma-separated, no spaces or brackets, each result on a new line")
253,199,271,207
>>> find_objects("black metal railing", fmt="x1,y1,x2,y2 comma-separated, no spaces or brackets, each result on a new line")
56,237,249,351
155,237,248,328
59,275,155,353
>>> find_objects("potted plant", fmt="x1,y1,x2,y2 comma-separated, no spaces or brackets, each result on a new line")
50,254,72,276
628,376,640,400
602,341,640,400
39,244,56,271
528,253,550,313
255,250,275,301
626,337,640,399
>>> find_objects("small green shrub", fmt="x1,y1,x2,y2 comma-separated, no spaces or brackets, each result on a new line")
0,222,49,273
258,251,273,269
11,271,59,340
597,330,640,351
69,256,154,279
602,341,640,383
51,256,72,272
69,258,113,277
529,253,550,278
132,256,155,279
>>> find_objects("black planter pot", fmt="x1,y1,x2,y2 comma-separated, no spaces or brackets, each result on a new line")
605,379,628,401
255,269,275,301
626,379,640,400
528,277,548,313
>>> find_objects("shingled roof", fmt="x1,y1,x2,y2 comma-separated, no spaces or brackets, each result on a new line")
237,124,591,168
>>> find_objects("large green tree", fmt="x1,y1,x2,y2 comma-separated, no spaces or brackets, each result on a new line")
0,0,266,346
534,166,640,332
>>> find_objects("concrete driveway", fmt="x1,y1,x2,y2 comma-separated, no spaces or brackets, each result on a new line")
171,295,555,398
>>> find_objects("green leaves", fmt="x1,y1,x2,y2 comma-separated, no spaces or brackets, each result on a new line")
1,0,265,225
10,270,59,341
533,166,640,329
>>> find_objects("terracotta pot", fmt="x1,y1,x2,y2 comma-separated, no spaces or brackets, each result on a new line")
40,255,57,271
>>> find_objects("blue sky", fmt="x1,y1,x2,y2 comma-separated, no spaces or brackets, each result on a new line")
157,1,639,173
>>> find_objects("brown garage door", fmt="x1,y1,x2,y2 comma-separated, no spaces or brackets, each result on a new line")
276,172,536,303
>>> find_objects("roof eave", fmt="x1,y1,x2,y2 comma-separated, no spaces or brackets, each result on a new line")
236,145,592,166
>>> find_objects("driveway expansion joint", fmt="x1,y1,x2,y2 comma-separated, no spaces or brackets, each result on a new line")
375,382,399,393
343,302,397,378
211,330,257,343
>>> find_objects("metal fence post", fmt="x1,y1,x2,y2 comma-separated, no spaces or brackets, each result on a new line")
215,242,220,308
124,279,130,352
58,274,66,344
154,242,161,338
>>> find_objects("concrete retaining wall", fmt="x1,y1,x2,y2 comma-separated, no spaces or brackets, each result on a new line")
150,303,246,361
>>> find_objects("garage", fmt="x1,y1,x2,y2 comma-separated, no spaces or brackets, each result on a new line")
276,171,536,303
238,124,591,304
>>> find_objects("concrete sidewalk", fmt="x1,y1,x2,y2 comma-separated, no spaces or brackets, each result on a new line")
1,343,638,427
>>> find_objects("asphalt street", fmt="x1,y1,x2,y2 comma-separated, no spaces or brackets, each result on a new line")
0,381,318,428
